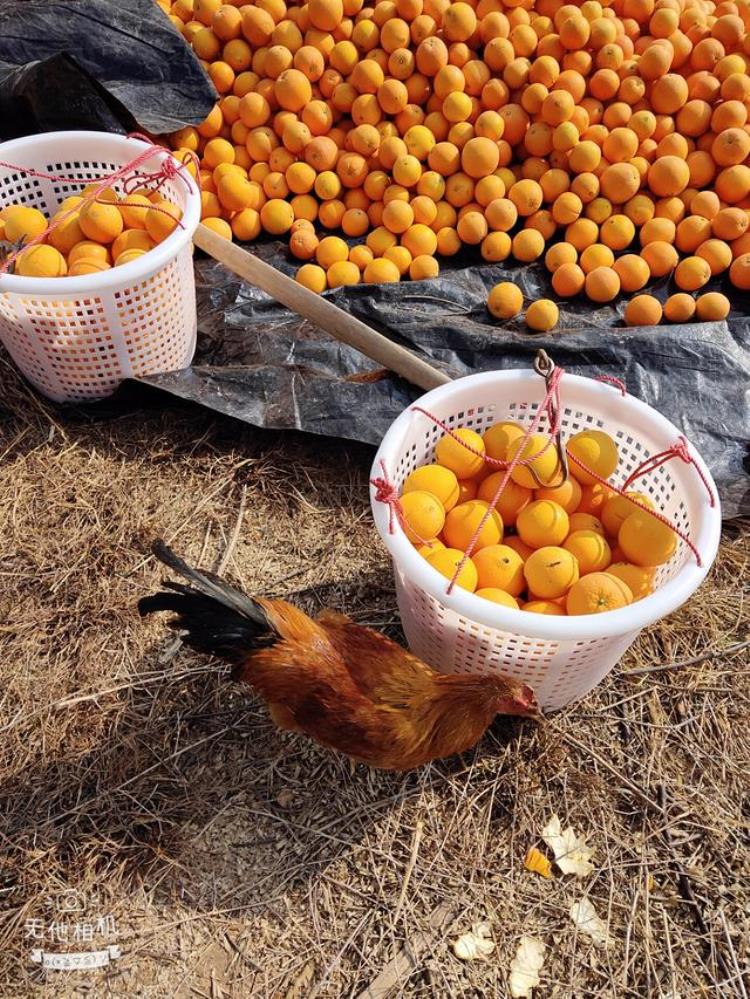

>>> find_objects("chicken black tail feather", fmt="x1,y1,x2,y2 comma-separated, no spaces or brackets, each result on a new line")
138,540,275,662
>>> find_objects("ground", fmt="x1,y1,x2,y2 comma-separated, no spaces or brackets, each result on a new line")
0,353,748,998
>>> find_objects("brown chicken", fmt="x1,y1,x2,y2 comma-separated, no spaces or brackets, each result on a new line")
139,541,539,770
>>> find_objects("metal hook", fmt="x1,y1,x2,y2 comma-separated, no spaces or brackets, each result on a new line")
530,349,569,488
533,348,554,379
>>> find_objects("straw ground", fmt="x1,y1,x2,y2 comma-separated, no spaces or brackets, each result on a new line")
0,354,748,997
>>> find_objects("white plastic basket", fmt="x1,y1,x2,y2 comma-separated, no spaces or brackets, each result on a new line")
0,131,201,403
371,369,722,710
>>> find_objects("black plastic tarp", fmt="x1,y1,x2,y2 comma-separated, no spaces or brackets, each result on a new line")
144,246,750,518
0,0,216,139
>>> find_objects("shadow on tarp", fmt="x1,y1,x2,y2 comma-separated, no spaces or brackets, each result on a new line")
140,245,750,518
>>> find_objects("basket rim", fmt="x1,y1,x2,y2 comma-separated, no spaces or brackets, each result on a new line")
0,131,200,296
371,368,723,642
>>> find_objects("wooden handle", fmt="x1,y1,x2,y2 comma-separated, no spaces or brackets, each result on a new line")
193,223,452,392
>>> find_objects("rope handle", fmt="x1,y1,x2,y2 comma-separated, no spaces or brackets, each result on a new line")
0,135,197,275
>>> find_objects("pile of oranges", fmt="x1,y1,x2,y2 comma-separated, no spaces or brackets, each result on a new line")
398,420,677,614
0,190,183,278
160,0,750,318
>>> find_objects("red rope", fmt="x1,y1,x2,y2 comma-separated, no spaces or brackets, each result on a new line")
0,135,196,275
622,436,716,507
595,374,627,396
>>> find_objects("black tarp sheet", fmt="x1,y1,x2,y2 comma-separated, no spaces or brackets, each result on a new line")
0,0,216,139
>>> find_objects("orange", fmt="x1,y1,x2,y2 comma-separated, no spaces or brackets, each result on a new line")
444,500,504,551
613,254,650,292
584,266,620,302
552,262,586,297
477,474,532,527
476,588,520,608
481,231,512,262
524,546,580,599
599,162,641,202
402,222,439,257
416,539,446,558
461,137,500,178
674,255,711,291
664,292,697,322
522,599,566,615
382,200,414,234
425,547,478,591
525,299,559,331
15,245,67,278
508,433,562,489
384,246,413,276
730,253,750,290
641,240,679,277
619,509,677,565
580,244,615,274
566,572,633,614
567,430,618,485
471,544,525,594
695,239,732,275
647,155,691,197
483,421,524,462
487,281,523,319
535,477,582,514
296,263,327,292
695,292,731,320
363,257,401,283
485,197,518,231
315,236,349,269
624,294,663,326
601,491,655,537
289,228,319,260
516,499,570,548
435,427,486,478
508,178,544,216
327,260,361,287
563,529,612,575
399,490,446,543
512,228,545,262
79,201,124,244
712,207,749,241
410,253,440,280
457,211,488,245
544,242,578,273
403,464,460,511
607,562,655,600
600,214,635,251
569,512,606,535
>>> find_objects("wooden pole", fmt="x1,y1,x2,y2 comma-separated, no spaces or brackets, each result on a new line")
193,223,452,393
